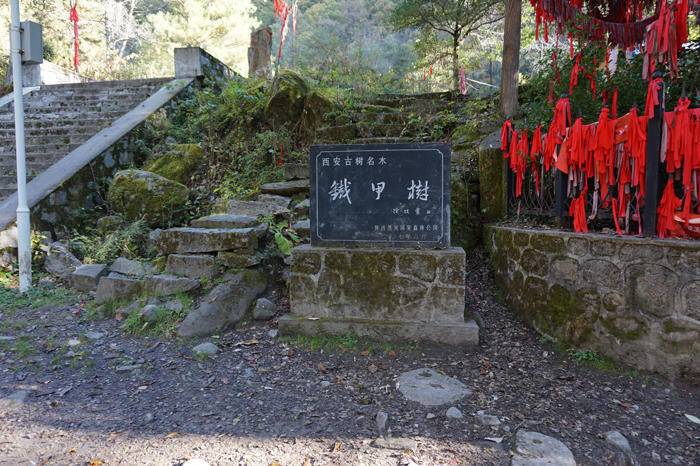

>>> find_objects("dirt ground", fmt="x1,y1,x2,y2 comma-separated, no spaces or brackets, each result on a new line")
1,251,698,465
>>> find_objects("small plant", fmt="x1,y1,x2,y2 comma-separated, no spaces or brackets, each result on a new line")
13,337,35,359
120,298,189,337
568,348,617,371
70,220,150,264
282,333,360,352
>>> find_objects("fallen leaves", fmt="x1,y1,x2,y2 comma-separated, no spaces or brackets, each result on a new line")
234,338,259,347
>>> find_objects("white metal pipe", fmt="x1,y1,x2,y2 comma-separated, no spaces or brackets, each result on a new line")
9,0,32,291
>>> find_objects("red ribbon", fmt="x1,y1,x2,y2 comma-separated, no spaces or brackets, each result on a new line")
69,3,79,72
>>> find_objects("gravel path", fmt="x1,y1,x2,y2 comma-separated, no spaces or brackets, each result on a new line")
1,250,698,465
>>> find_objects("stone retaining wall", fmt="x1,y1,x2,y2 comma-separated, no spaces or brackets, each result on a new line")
485,224,699,381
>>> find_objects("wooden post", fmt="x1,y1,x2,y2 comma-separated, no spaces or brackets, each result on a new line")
643,74,665,236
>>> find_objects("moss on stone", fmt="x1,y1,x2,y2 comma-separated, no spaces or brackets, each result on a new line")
601,316,647,341
450,170,481,251
144,144,204,184
266,70,310,127
107,169,189,227
530,234,565,254
478,133,506,222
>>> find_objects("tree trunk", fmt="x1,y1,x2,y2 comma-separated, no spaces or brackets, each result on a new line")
501,0,522,117
452,34,459,92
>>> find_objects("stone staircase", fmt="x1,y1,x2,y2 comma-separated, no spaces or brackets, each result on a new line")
0,78,170,202
314,93,453,145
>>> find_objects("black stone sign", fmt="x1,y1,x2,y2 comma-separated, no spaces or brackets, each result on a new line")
310,143,451,248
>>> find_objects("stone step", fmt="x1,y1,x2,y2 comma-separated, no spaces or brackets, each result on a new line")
356,123,406,138
0,110,128,121
0,124,111,138
0,133,95,148
18,101,146,114
0,142,80,155
315,124,357,142
260,179,309,197
191,214,261,229
353,112,405,125
37,77,170,91
352,137,421,144
0,117,118,130
283,163,309,181
227,195,291,218
165,254,218,280
155,227,263,255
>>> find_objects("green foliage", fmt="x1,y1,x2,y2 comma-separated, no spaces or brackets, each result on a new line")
282,333,360,352
121,303,188,337
567,348,617,371
11,337,35,359
519,39,700,129
69,220,151,264
0,0,259,80
267,218,301,256
391,0,503,90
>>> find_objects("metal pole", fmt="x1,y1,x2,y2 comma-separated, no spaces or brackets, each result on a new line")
9,0,32,291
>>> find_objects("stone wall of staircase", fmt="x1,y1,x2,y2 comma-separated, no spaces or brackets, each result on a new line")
0,78,195,237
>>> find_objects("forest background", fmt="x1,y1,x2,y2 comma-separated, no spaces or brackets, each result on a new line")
0,0,548,96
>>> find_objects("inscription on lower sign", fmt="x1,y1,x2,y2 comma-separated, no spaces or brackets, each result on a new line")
310,143,451,248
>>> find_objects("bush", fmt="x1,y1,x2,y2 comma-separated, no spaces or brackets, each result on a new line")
69,220,151,264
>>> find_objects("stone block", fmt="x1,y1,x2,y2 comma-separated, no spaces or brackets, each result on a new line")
144,274,200,297
191,214,259,229
279,315,479,346
292,219,310,239
95,273,142,303
70,264,107,292
155,227,259,255
284,163,309,180
166,254,217,280
293,198,310,218
227,196,290,218
178,270,267,337
284,245,474,346
110,257,151,277
217,251,262,269
260,179,309,196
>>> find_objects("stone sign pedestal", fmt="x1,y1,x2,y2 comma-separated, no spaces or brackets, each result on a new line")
280,245,478,346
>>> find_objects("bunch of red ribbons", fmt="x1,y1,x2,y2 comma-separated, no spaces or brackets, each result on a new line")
502,95,699,238
273,0,299,62
69,2,79,72
658,97,700,237
643,0,689,79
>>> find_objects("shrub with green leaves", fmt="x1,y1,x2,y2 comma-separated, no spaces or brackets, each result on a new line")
70,220,151,264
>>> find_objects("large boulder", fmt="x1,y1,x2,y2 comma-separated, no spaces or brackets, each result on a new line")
178,270,267,337
266,70,309,127
144,144,204,185
107,170,189,227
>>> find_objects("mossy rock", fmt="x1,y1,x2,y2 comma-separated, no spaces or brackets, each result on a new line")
107,169,189,228
303,90,333,128
266,70,310,127
450,170,481,250
144,144,204,184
